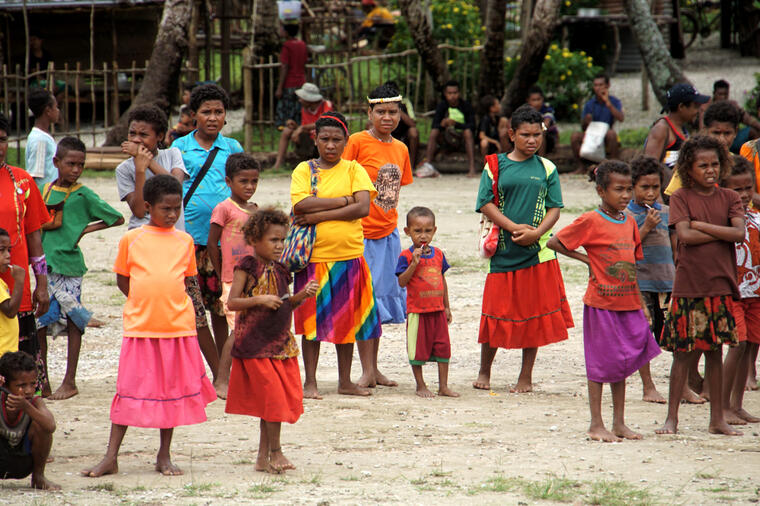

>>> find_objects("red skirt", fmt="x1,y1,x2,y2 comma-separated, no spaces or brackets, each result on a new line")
225,356,303,424
479,259,574,349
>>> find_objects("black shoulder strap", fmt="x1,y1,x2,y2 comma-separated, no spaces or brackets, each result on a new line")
183,146,220,208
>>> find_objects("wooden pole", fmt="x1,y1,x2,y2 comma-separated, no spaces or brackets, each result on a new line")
188,0,200,83
220,0,230,91
243,48,253,152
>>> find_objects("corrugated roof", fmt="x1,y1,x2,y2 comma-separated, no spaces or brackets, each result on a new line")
0,0,163,10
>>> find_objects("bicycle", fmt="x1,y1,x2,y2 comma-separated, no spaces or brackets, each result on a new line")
679,0,722,49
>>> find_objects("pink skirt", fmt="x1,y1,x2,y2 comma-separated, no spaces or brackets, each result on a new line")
110,336,216,429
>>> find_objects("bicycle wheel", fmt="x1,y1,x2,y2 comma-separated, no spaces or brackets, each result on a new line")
680,9,699,49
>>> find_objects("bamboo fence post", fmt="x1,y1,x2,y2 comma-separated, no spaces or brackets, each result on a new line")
243,47,253,152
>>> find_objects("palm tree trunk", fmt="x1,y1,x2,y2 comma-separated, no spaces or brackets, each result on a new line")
398,0,451,92
478,0,507,98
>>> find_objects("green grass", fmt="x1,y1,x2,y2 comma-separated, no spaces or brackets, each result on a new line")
586,480,653,506
182,482,218,496
248,481,279,498
522,476,582,502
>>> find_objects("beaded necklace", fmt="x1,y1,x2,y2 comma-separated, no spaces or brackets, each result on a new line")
1,163,23,246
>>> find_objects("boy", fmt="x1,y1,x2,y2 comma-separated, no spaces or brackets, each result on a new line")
0,229,25,355
165,105,193,147
0,351,58,490
26,88,61,189
423,80,477,177
526,86,559,155
275,23,308,129
570,74,624,172
272,83,333,169
396,207,458,398
37,137,124,400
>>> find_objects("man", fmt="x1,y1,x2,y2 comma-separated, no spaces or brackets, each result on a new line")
570,74,624,172
701,79,760,153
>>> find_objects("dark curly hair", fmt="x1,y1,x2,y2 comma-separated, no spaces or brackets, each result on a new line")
189,83,230,112
676,135,730,189
128,104,169,136
225,152,261,179
143,174,182,205
0,227,9,240
703,100,742,129
589,159,631,188
510,104,543,130
479,94,497,115
243,207,289,245
29,88,55,118
315,111,349,137
0,351,36,384
368,83,402,110
724,154,754,182
55,136,86,159
630,155,664,185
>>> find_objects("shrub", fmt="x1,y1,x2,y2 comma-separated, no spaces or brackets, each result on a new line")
743,72,760,116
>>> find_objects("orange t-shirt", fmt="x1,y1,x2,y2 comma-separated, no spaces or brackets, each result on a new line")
740,140,760,193
343,131,413,239
113,225,197,338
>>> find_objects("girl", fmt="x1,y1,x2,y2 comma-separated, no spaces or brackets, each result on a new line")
656,135,744,436
343,83,413,389
548,160,661,442
83,175,216,478
473,104,573,393
290,112,381,399
225,208,318,473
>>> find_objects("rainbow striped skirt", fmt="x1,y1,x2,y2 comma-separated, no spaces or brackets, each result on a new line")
294,257,382,344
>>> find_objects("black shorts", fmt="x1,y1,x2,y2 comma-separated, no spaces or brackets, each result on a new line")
0,435,33,480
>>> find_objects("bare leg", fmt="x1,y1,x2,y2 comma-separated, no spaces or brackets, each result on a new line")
611,380,642,439
302,337,322,399
587,380,620,442
747,344,759,390
82,423,127,477
38,328,51,398
336,342,370,396
681,383,706,404
265,420,294,473
479,138,490,163
687,351,704,394
214,331,234,399
407,128,419,169
604,129,620,160
437,361,459,397
255,419,269,472
639,362,665,403
210,313,229,357
28,421,60,490
705,349,742,435
510,347,537,393
656,351,691,434
733,343,760,421
570,131,585,173
473,343,497,390
498,117,511,152
424,128,441,164
412,364,433,398
723,342,747,424
155,428,182,475
197,325,219,381
372,338,396,386
463,129,476,176
272,127,293,169
356,339,376,388
49,320,81,400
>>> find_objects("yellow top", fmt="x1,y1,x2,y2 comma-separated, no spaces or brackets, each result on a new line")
0,278,19,356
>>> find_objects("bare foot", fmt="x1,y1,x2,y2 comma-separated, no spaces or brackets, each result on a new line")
49,383,79,400
31,474,61,490
375,371,398,387
255,453,268,472
509,381,533,393
356,374,377,389
747,378,759,391
416,386,434,398
681,387,706,404
723,408,749,425
87,317,105,328
303,383,323,400
588,425,622,442
700,389,711,402
214,381,228,400
41,384,52,398
736,408,760,423
268,449,295,473
613,423,643,440
438,386,460,397
155,458,183,476
472,374,490,390
642,388,666,404
337,382,371,396
708,421,743,436
655,418,678,435
81,456,118,477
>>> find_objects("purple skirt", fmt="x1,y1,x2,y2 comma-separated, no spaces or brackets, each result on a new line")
582,305,661,383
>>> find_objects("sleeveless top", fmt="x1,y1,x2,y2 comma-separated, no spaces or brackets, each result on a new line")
659,117,687,169
0,396,31,447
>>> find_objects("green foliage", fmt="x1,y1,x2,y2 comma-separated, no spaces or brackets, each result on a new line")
743,72,760,115
505,45,603,121
389,0,483,51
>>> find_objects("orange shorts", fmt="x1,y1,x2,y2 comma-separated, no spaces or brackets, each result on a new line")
733,298,760,344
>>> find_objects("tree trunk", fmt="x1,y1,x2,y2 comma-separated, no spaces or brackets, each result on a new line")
623,0,690,107
398,0,451,92
501,0,561,116
478,0,507,99
736,3,760,57
104,0,193,145
254,0,280,56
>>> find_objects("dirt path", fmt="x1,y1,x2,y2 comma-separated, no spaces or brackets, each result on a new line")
6,173,759,505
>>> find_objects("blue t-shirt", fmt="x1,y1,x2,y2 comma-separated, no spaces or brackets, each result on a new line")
581,95,623,127
172,131,244,245
25,127,58,189
625,201,674,293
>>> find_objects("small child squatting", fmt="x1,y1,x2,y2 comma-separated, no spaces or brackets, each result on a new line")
396,207,459,398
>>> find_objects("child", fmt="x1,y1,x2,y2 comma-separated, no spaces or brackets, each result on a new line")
344,83,414,389
208,153,260,398
225,208,318,473
478,95,506,157
473,104,573,393
26,88,60,189
0,351,58,490
549,160,661,442
37,137,124,400
165,105,193,147
720,156,760,424
0,229,25,355
423,80,477,176
656,135,745,436
82,175,215,478
526,86,559,155
396,207,458,398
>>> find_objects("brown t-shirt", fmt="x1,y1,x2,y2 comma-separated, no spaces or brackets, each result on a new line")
669,187,743,298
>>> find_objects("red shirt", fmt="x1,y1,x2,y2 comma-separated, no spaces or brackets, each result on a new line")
300,100,333,139
281,39,308,89
0,166,50,312
395,246,450,313
555,210,643,311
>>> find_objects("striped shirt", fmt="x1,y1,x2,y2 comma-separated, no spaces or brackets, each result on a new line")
625,201,675,293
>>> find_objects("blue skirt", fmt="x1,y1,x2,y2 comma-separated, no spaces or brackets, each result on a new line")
364,228,406,324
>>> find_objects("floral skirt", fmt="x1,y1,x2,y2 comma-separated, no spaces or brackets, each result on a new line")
660,296,738,352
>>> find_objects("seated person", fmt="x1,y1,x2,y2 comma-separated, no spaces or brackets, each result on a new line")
478,94,509,157
356,0,396,50
386,80,420,168
700,79,760,154
272,83,333,169
570,74,624,172
527,86,559,155
423,80,476,176
165,105,193,147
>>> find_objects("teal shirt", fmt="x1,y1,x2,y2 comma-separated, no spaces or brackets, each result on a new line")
475,154,563,273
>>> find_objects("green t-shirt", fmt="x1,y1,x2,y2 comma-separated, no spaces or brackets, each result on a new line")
41,184,123,277
475,154,564,273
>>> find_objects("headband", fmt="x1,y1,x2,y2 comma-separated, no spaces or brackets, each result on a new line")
320,113,349,136
367,95,403,104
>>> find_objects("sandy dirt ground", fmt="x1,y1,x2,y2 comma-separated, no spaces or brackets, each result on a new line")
3,172,760,505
